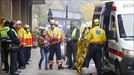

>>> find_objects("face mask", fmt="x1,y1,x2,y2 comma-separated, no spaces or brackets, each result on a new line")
43,32,46,35
94,22,99,26
27,29,30,32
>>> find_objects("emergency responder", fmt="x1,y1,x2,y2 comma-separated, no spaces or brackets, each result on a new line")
23,24,33,65
47,19,63,69
0,20,11,73
7,20,20,75
83,18,106,75
16,20,26,69
66,21,79,69
55,21,64,58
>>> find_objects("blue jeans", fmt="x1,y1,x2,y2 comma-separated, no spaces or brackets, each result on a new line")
39,47,49,69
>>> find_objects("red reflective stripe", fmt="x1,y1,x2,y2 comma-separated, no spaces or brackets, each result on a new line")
109,48,125,57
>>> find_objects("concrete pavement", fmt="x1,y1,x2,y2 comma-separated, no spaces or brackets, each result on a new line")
0,47,97,75
20,48,79,75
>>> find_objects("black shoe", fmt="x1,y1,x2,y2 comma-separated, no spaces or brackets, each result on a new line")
16,70,21,73
66,66,72,69
45,68,48,70
11,71,20,75
26,62,30,65
6,70,9,73
2,68,6,71
39,65,41,69
19,66,25,70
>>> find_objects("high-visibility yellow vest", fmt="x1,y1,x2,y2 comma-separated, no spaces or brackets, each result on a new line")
71,28,77,39
17,28,27,46
0,27,10,38
24,32,33,47
47,27,62,44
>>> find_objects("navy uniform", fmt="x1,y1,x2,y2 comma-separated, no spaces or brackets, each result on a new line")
8,21,20,75
83,18,106,75
0,21,11,73
1,21,20,75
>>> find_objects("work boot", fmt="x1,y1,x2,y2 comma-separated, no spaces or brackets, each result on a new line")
10,71,20,75
58,64,64,69
49,64,53,69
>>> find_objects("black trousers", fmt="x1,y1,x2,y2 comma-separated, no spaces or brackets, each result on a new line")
18,46,25,67
10,49,18,74
2,47,9,72
83,44,102,75
49,43,61,62
24,47,31,64
66,41,76,67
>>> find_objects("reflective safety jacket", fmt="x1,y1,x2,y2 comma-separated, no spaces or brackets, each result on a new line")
24,32,33,47
47,27,62,44
0,26,10,38
85,26,106,45
17,28,27,46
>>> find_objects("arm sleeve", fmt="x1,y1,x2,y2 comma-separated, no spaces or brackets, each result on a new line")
85,30,92,43
8,30,20,45
102,30,106,42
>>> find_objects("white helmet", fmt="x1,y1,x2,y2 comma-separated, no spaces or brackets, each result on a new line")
16,20,22,25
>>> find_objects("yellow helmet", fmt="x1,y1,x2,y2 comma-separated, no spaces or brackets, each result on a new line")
49,19,55,25
94,18,100,26
55,21,59,25
23,24,30,28
94,18,100,23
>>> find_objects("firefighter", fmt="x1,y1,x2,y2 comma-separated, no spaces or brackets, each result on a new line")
83,18,106,75
47,19,63,69
23,24,33,65
16,20,26,69
55,21,64,58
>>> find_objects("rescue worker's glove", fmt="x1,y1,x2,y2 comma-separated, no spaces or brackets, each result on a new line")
51,38,58,42
53,38,58,41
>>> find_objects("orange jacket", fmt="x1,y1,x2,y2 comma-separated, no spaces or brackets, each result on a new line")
24,32,33,47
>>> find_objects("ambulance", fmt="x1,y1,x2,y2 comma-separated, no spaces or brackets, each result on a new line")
93,0,134,75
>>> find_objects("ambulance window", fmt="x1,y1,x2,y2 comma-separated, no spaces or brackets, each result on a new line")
111,15,116,31
110,15,118,41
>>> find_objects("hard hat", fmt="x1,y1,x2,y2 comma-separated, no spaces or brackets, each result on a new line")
16,20,22,25
94,18,100,23
23,24,30,28
94,18,100,26
39,26,45,30
49,19,55,25
55,21,59,25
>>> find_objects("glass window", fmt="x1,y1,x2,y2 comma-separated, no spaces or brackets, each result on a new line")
118,14,134,38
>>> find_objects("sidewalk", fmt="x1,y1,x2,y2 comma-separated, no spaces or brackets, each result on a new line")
20,48,78,75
